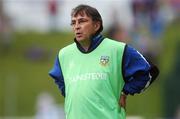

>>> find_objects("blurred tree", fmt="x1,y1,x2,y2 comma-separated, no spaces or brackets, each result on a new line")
164,43,180,118
162,19,180,118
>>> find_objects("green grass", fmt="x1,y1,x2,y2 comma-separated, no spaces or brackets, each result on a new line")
0,32,74,116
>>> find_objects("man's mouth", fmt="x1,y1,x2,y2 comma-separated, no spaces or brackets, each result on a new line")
76,33,82,38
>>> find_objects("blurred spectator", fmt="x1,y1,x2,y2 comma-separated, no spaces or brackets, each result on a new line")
24,45,50,62
130,0,164,62
107,9,130,43
47,0,59,32
169,0,180,16
130,0,152,60
175,106,180,119
107,24,130,43
35,92,64,119
148,0,164,39
0,0,13,54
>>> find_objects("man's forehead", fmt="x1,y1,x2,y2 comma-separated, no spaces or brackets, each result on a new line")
71,13,90,20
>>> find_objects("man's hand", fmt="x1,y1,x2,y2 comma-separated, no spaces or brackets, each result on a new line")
119,93,127,109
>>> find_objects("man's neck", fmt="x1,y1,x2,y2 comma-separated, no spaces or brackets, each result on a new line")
74,34,104,53
78,39,91,51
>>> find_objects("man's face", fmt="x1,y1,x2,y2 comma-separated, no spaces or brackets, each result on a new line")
71,12,99,42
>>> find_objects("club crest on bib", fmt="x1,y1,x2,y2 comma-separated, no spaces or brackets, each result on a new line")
100,56,109,66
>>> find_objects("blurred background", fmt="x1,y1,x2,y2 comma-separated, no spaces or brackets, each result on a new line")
0,0,179,119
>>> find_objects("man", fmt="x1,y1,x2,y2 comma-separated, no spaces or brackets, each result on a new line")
49,4,159,119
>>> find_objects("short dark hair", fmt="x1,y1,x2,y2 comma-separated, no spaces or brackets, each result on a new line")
71,4,103,35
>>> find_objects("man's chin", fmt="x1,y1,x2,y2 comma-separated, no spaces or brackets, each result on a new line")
76,37,84,42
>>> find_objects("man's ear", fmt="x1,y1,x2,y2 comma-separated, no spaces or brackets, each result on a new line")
94,22,100,32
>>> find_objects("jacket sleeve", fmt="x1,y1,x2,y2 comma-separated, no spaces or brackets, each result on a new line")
49,56,65,97
122,45,159,95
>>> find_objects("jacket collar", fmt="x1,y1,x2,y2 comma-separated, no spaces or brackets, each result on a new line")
74,34,104,53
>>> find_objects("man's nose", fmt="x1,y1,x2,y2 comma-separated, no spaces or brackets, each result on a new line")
74,23,80,30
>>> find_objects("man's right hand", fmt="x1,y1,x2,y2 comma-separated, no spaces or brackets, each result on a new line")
119,93,127,110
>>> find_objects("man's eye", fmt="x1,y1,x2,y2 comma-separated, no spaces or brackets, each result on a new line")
79,19,88,24
71,22,75,26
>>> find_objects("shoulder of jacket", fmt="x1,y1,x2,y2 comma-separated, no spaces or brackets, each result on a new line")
59,43,76,56
103,38,126,48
